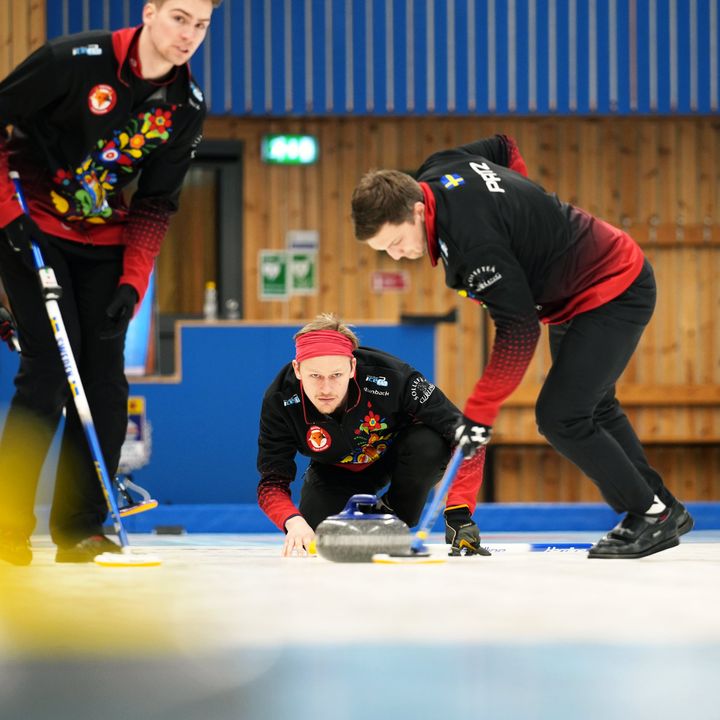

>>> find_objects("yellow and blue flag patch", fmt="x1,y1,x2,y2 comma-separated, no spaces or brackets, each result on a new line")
441,173,465,189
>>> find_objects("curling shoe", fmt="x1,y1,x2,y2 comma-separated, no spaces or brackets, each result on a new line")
0,529,32,566
55,535,121,563
668,501,694,536
588,510,679,559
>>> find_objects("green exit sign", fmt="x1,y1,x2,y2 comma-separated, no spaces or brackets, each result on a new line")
261,135,319,165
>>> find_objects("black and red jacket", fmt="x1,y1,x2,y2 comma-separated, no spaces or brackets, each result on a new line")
0,27,206,301
257,346,462,530
417,134,644,426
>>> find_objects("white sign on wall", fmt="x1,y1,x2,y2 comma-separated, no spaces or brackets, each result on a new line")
286,229,320,252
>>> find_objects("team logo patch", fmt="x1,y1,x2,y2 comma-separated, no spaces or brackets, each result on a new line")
441,173,465,189
88,84,116,115
466,265,503,293
410,376,435,404
307,426,332,452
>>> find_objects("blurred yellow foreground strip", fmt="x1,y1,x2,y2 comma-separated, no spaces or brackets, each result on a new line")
0,559,184,659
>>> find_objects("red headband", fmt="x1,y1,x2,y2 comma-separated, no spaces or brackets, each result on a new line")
295,330,355,364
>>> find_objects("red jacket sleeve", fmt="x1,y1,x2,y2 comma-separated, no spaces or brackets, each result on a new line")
119,200,170,302
456,134,529,178
446,448,486,513
257,476,301,531
464,313,540,426
0,141,23,228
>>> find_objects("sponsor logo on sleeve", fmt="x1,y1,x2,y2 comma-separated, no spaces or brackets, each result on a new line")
466,265,503,293
363,375,390,395
410,376,435,404
72,44,103,57
283,394,300,407
306,426,332,452
363,387,390,397
365,375,389,387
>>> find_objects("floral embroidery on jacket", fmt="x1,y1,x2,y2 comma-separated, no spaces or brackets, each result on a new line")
50,106,175,222
340,401,394,465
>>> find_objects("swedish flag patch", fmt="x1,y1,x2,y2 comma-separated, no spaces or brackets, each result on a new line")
441,173,465,189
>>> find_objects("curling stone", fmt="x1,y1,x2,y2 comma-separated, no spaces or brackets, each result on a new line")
315,494,411,563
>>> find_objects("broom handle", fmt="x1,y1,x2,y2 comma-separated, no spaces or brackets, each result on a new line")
411,446,464,549
9,171,130,549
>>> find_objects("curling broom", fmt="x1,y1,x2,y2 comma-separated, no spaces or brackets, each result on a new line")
372,446,465,564
10,172,160,567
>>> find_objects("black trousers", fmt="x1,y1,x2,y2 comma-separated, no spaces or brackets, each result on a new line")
536,260,674,515
299,424,451,529
0,233,128,546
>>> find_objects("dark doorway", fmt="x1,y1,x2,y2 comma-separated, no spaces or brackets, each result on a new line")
155,140,243,374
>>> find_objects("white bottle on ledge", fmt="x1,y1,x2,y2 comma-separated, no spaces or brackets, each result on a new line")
203,281,218,321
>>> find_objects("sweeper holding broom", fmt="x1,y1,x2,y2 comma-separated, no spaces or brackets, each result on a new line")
257,313,490,558
351,133,694,560
0,0,221,566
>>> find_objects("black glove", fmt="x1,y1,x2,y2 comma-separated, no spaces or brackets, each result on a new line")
0,305,19,352
99,284,138,340
444,506,491,557
2,215,48,271
454,415,492,458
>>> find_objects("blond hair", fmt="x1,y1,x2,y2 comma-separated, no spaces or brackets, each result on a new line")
293,313,360,348
147,0,223,8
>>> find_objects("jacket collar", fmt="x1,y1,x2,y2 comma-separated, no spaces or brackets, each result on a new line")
419,181,440,267
112,26,142,87
112,26,189,96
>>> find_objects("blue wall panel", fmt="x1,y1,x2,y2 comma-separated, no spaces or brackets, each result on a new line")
657,0,671,113
514,0,528,114
1,324,437,506
556,0,570,113
413,1,428,113
616,0,629,112
576,0,589,113
45,0,720,116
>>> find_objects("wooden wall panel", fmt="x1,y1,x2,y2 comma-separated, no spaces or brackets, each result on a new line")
175,116,720,501
0,1,44,82
493,446,720,503
157,168,217,314
0,3,50,307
